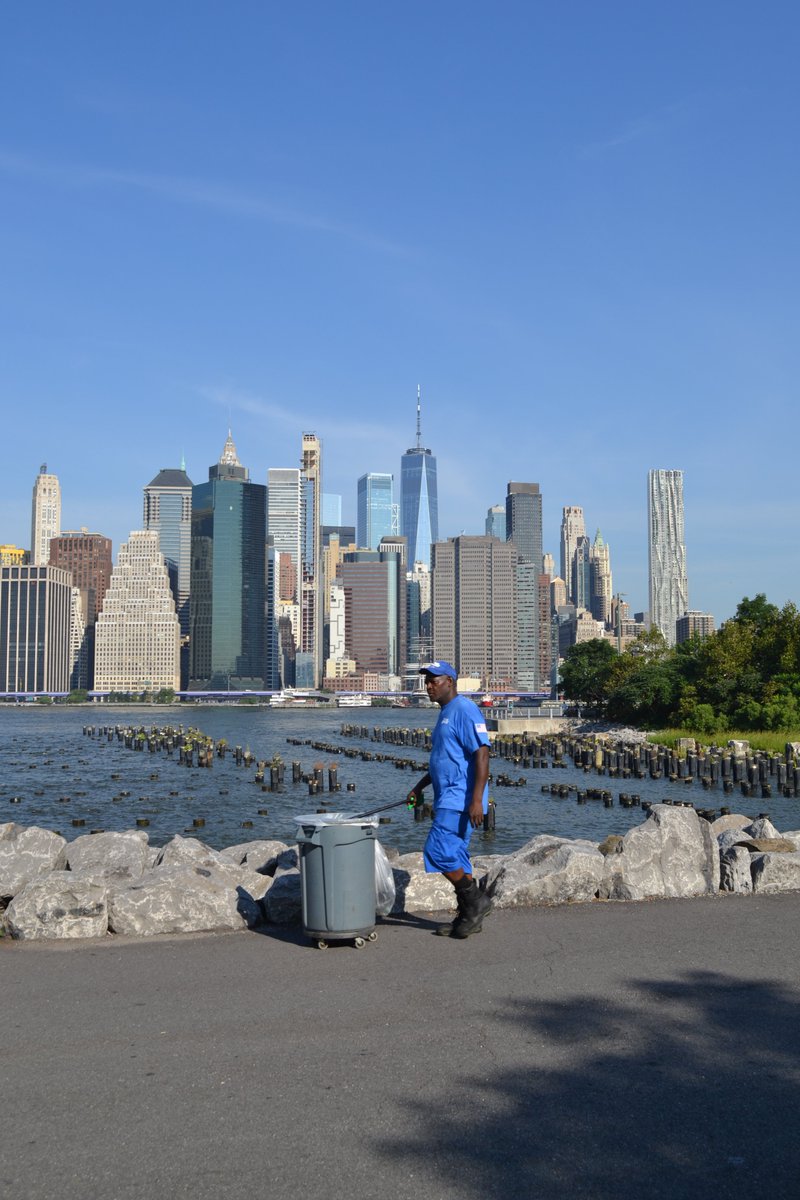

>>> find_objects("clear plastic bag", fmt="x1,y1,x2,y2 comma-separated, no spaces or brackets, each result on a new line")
374,839,396,917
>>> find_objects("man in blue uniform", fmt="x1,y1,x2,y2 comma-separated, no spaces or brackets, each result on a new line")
408,661,493,939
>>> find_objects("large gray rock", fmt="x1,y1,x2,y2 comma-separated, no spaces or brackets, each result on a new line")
750,851,800,894
66,830,150,881
394,852,425,872
0,824,68,899
781,830,800,851
710,814,752,836
486,836,605,907
218,839,290,873
154,835,226,868
720,846,753,893
743,818,782,841
717,829,756,856
107,865,246,936
198,861,273,927
263,871,302,925
601,805,719,900
5,872,109,940
391,868,456,915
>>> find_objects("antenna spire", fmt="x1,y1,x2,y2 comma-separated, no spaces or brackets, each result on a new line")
416,384,422,449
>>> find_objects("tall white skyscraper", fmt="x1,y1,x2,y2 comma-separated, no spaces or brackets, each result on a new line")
31,464,61,565
267,467,303,686
94,531,180,692
560,506,585,605
648,469,688,647
300,433,323,687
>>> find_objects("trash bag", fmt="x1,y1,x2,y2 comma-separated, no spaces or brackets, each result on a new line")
375,839,396,917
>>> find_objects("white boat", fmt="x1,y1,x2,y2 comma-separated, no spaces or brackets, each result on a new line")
337,693,373,708
270,688,313,707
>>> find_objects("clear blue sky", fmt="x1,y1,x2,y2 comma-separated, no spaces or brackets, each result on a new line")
2,2,798,623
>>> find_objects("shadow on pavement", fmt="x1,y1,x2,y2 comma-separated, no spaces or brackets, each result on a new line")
373,970,800,1199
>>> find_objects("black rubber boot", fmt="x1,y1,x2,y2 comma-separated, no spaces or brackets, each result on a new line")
434,888,466,936
450,879,493,939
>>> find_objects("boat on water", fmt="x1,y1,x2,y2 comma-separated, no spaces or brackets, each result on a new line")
337,693,373,708
269,689,314,707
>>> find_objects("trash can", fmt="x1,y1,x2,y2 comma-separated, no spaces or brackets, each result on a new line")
295,813,379,949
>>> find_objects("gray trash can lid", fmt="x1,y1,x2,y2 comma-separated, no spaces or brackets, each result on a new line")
294,812,379,827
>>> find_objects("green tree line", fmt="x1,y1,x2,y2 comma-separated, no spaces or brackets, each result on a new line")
559,595,800,732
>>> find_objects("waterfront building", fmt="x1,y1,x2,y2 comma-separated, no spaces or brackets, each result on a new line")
68,587,89,690
648,469,688,647
590,530,613,626
406,559,432,669
573,535,591,612
300,432,323,687
431,535,516,689
94,531,180,693
485,504,506,541
30,464,61,566
676,610,715,643
337,544,407,678
357,472,395,550
560,506,586,605
48,529,112,687
267,467,302,686
48,530,113,628
143,465,193,638
0,564,72,692
400,387,438,568
0,546,28,566
189,433,267,691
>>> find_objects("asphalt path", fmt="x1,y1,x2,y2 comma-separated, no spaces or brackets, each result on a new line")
3,893,800,1200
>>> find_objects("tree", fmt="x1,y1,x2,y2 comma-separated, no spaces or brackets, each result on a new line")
559,639,617,711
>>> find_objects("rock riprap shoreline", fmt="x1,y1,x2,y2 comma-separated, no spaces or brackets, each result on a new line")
3,804,800,941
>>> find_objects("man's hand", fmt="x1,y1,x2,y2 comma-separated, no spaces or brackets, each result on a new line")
468,796,484,828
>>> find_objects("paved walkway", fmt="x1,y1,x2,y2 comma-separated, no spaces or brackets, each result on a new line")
3,893,800,1200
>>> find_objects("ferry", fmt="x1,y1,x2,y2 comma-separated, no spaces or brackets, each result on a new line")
269,689,314,707
337,693,373,708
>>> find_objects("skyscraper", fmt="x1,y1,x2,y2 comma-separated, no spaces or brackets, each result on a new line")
506,482,542,567
400,387,438,568
267,467,302,687
431,535,517,688
648,469,688,647
0,564,72,692
94,531,180,693
189,432,267,690
560,506,586,605
485,504,506,541
143,465,193,637
357,472,395,549
338,543,407,678
49,530,113,628
590,529,613,625
30,464,61,565
300,432,323,687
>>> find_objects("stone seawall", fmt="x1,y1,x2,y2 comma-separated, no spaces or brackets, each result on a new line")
2,806,800,942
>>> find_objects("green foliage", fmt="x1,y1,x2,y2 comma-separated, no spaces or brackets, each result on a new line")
154,688,176,704
559,639,617,711
561,595,800,734
65,689,89,704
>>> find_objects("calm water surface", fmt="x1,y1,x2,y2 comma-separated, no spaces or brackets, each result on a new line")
1,705,798,855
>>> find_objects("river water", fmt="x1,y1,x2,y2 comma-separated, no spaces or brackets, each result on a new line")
1,705,797,856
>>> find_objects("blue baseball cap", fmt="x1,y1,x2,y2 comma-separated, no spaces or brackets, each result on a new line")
419,660,458,680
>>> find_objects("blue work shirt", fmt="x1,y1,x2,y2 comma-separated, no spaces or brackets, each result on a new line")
429,694,490,813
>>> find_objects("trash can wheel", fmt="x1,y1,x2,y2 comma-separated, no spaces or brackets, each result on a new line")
368,931,378,942
354,937,366,949
316,939,329,950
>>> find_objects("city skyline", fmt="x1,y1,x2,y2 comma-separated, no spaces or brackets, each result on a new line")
2,5,799,622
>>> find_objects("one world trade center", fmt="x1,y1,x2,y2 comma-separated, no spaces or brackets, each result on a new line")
400,386,439,568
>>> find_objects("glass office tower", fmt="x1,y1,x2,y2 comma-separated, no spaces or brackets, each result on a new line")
189,432,266,690
143,465,193,637
400,388,438,567
357,472,394,549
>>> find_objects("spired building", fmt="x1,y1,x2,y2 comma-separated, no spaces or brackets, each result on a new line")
94,531,180,693
560,506,585,606
143,463,193,637
400,387,438,568
31,464,61,566
0,563,73,693
648,469,688,647
189,432,267,691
